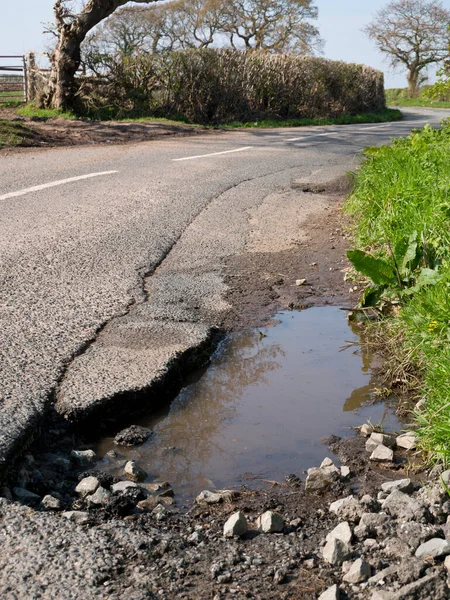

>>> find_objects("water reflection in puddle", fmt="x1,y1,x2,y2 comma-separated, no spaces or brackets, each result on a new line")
96,307,402,500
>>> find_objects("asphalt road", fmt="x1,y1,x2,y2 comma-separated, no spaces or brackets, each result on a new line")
0,107,448,473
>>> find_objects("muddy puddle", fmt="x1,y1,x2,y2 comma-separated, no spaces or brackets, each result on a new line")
95,307,402,502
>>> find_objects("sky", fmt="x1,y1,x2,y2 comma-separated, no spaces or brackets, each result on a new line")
1,0,450,88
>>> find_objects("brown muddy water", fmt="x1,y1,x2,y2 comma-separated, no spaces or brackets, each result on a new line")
95,307,402,502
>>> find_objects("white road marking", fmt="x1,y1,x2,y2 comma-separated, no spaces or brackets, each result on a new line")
172,146,253,161
0,170,118,201
286,132,341,142
285,123,394,143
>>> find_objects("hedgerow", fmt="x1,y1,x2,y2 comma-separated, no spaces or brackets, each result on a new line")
76,49,385,124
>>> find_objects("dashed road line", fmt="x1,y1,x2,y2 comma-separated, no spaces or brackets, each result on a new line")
172,146,253,161
0,170,119,201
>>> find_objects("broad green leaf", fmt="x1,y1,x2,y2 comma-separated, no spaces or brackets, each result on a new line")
401,231,419,273
416,268,442,287
347,250,397,286
361,286,384,307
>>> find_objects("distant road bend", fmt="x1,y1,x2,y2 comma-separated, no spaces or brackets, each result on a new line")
0,107,447,472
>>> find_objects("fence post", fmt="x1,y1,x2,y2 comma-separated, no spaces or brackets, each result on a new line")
24,53,37,103
22,55,28,102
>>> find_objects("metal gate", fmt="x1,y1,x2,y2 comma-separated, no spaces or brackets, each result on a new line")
0,55,26,104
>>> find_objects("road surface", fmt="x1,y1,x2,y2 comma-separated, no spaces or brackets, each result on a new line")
0,107,448,473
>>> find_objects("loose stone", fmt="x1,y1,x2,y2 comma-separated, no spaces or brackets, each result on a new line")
396,433,417,450
319,584,340,600
370,432,396,448
340,466,350,479
87,486,112,506
444,555,450,573
415,537,450,558
383,490,428,522
370,444,394,463
359,424,373,437
306,466,339,492
110,480,138,494
114,425,153,446
320,457,334,468
196,489,238,504
342,558,371,583
41,495,61,510
62,511,90,524
256,511,284,533
322,538,351,565
70,449,96,466
75,476,100,498
326,522,353,545
381,479,413,494
124,460,147,482
223,511,248,538
140,481,174,497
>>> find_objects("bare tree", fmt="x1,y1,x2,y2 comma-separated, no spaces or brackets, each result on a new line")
44,0,162,109
364,0,450,96
221,0,322,53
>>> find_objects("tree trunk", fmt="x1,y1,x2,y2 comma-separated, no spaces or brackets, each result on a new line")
407,68,419,98
45,27,83,109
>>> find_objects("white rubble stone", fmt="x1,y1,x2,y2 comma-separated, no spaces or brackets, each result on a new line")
321,457,334,468
370,432,396,448
329,495,363,521
318,584,340,600
381,479,413,494
342,558,371,583
41,495,61,510
295,279,306,286
196,489,237,504
256,511,284,533
396,433,416,450
326,522,353,545
75,476,99,498
444,555,450,573
370,445,394,463
322,538,351,565
306,466,339,492
62,511,90,524
415,538,450,558
223,511,248,537
340,466,351,479
111,480,138,494
359,424,373,437
70,449,96,466
87,486,112,506
124,460,147,482
365,438,379,453
383,490,427,521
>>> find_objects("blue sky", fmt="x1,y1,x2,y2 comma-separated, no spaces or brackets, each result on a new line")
2,0,449,88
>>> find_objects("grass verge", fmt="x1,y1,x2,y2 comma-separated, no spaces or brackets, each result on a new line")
388,97,450,109
344,118,450,463
223,109,402,128
0,119,35,148
15,104,402,128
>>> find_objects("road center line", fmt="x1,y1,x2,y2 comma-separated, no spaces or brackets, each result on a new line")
0,170,119,201
285,132,341,142
172,146,253,161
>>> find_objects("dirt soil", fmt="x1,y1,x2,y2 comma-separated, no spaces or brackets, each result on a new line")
223,190,359,331
0,106,208,148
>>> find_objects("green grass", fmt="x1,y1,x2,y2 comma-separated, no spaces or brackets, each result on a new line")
344,121,450,463
388,97,450,109
16,105,77,120
386,87,450,109
14,104,402,128
0,119,35,147
223,109,402,128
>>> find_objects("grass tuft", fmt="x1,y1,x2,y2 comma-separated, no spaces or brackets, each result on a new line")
0,119,35,148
